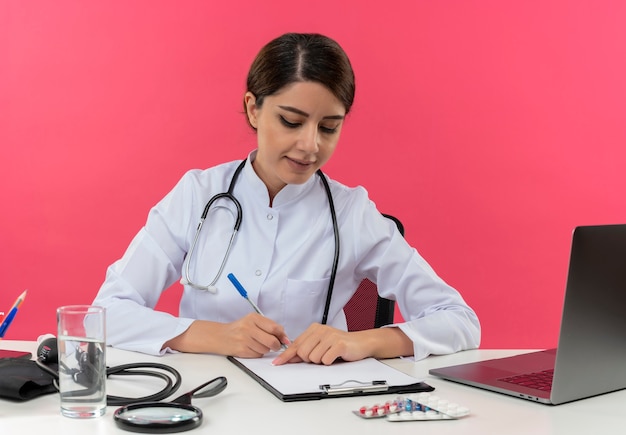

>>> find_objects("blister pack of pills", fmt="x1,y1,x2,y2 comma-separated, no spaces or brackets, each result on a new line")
353,392,470,422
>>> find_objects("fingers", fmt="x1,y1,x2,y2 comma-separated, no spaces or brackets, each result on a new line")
271,345,298,365
227,314,288,357
258,317,292,352
272,324,353,366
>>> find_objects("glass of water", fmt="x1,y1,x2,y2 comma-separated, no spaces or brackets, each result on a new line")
56,305,106,418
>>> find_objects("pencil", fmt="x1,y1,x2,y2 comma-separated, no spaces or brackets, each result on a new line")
12,290,27,310
0,290,27,339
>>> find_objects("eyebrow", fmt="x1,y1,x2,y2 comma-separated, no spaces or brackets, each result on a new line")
278,105,345,120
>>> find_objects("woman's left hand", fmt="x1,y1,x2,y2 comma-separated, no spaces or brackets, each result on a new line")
271,323,371,366
271,323,415,366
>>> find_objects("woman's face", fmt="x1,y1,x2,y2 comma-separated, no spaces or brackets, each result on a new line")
244,81,346,200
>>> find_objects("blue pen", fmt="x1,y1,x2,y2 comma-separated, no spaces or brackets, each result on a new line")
227,273,264,315
227,273,288,350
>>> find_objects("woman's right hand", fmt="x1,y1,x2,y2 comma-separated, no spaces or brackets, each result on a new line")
163,314,290,357
218,313,290,357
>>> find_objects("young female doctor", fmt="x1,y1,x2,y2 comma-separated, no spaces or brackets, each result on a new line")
92,33,480,365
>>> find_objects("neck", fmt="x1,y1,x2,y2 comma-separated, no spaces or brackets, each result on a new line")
251,160,285,207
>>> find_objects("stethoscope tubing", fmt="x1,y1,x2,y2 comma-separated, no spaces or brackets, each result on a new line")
181,158,339,325
181,160,245,292
317,168,340,325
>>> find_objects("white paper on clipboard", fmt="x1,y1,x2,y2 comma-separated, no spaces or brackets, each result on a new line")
230,352,426,398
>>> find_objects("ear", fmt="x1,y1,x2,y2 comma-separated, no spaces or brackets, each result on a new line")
244,91,259,129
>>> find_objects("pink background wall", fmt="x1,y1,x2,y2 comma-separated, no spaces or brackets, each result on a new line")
2,1,625,349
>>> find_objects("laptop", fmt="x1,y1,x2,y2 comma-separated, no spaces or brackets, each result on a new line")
429,224,626,405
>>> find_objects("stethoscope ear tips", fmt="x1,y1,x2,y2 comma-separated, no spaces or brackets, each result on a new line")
207,285,218,294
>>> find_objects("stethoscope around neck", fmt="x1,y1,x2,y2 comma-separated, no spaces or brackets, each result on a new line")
179,158,339,325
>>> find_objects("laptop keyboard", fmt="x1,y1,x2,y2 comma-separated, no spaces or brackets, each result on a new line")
498,369,554,391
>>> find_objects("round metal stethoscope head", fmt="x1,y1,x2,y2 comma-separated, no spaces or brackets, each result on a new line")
113,376,227,433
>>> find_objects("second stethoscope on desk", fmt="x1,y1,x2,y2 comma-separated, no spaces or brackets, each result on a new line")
179,158,340,325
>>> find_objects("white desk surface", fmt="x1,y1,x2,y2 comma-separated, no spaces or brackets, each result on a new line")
1,340,624,434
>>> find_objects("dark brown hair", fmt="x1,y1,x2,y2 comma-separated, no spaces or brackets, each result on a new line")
245,33,355,127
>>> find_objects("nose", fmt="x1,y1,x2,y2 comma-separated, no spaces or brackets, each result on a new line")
297,124,319,153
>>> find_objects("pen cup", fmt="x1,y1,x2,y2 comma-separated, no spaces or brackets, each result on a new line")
56,305,107,418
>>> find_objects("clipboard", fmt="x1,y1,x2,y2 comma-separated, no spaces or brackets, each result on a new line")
228,354,434,402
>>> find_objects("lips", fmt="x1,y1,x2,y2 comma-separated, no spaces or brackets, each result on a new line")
285,156,315,170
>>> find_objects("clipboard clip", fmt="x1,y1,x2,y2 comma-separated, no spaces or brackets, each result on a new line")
319,379,388,396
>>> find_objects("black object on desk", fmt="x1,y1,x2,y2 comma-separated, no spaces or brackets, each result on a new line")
0,349,32,360
0,357,57,401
